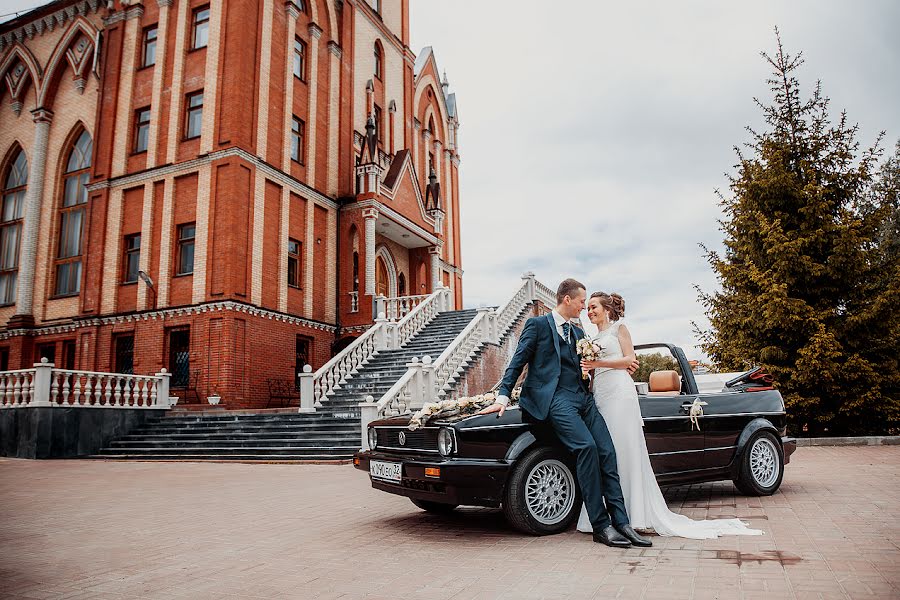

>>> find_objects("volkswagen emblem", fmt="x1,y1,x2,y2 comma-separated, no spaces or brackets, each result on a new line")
398,431,406,446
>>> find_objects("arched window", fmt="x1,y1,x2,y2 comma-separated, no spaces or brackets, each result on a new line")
1,149,27,305
374,41,383,80
55,130,92,297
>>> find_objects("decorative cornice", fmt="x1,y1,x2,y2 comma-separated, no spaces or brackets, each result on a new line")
103,5,144,26
440,259,463,277
0,300,338,340
353,199,440,247
443,149,452,160
308,23,323,39
339,324,372,336
285,1,301,18
362,208,379,220
413,118,421,130
327,41,342,58
85,147,339,210
157,0,174,7
0,0,102,53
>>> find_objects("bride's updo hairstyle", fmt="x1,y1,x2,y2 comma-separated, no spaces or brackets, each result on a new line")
591,291,625,321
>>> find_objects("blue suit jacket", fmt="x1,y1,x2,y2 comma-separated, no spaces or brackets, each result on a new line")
498,312,589,421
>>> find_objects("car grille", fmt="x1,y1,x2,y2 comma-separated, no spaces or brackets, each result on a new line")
377,427,439,453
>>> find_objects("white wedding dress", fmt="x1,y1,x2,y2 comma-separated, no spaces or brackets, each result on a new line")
576,321,762,539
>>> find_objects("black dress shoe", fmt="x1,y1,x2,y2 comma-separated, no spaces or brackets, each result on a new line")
593,525,631,548
616,524,652,547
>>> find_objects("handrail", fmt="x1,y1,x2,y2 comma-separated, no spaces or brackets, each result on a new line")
312,320,382,405
311,285,449,406
430,310,489,398
374,364,418,417
394,285,449,348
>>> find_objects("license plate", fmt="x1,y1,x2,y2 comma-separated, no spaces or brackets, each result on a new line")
370,460,402,482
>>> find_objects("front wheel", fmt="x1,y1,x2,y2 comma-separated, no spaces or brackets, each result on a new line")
410,499,458,513
502,447,582,535
734,431,784,496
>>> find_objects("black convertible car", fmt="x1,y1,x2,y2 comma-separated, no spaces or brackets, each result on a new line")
354,343,796,535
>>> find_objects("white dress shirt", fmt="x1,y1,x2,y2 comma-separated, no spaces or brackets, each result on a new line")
497,309,571,407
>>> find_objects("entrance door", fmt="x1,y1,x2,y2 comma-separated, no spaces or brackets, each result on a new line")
375,256,388,297
168,328,190,388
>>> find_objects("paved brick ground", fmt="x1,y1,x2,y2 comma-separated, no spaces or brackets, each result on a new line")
1,446,898,600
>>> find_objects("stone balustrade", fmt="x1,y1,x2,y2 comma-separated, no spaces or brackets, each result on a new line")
0,359,172,409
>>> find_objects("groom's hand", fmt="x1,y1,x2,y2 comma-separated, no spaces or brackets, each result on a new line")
478,402,506,417
627,357,640,375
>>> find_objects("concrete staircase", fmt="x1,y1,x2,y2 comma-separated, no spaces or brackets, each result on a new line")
93,309,479,461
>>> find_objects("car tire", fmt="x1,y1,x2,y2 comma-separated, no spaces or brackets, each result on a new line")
502,446,582,535
410,499,458,513
734,430,784,496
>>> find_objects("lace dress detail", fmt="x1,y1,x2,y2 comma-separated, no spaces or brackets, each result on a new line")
576,320,763,539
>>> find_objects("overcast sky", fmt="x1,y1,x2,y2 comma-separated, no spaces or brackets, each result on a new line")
410,1,900,358
4,1,898,359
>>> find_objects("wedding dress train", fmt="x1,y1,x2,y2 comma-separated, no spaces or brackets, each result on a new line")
576,321,762,539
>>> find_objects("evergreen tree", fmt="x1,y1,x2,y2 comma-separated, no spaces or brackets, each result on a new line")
697,32,900,435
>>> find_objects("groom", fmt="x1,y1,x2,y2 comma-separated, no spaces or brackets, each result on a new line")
479,278,650,547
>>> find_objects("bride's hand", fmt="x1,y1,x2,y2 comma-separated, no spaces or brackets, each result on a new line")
581,359,602,370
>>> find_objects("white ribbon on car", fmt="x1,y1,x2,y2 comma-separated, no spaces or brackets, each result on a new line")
688,398,708,431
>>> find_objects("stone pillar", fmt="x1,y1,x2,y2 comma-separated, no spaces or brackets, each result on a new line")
326,41,342,196
155,368,172,408
30,358,53,407
297,364,315,413
433,139,442,182
306,23,323,183
282,2,300,171
363,208,378,296
429,245,440,292
146,0,173,169
11,108,53,327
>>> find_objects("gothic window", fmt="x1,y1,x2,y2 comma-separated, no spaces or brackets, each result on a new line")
1,149,26,305
374,41,383,80
373,104,382,145
142,26,158,67
185,91,204,139
291,117,305,163
55,131,92,297
134,107,151,153
293,38,306,80
192,6,210,50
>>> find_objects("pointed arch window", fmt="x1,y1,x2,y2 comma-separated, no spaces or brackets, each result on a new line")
1,149,27,305
55,131,92,297
374,41,383,80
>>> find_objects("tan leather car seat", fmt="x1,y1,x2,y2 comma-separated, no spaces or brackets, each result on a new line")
648,370,681,396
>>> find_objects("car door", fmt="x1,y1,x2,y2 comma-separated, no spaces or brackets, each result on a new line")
639,392,706,476
697,390,755,470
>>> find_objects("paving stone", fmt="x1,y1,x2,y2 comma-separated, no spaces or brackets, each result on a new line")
0,446,899,599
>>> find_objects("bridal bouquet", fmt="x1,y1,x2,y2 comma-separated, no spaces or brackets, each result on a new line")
408,387,522,431
576,338,602,379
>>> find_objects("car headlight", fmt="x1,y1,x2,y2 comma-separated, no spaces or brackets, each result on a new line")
437,427,455,457
368,427,377,450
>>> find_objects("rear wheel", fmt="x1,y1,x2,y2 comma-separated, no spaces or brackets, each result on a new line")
410,499,458,513
734,431,784,496
502,447,581,535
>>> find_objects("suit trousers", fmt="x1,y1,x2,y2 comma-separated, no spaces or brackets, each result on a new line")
547,388,629,531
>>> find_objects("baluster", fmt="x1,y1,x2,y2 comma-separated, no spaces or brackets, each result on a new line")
61,373,71,405
50,372,60,405
113,377,122,406
150,379,158,406
141,379,150,407
0,376,6,407
83,375,93,407
103,376,112,406
73,374,82,406
94,375,104,406
13,374,21,406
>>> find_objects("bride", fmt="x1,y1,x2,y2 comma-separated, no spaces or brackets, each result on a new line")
575,291,762,539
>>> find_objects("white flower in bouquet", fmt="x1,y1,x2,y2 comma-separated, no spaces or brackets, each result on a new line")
576,338,602,380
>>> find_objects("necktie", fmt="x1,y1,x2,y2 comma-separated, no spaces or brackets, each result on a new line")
562,322,571,344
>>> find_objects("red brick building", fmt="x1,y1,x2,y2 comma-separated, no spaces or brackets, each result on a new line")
0,0,462,408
